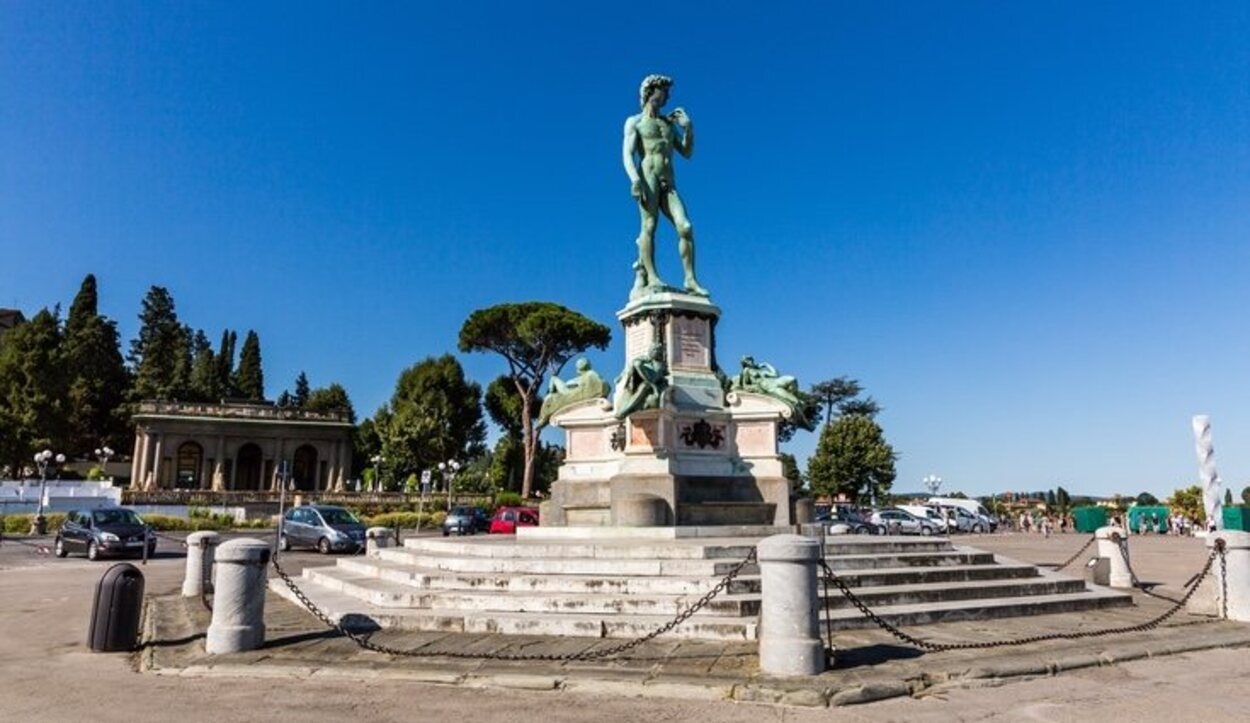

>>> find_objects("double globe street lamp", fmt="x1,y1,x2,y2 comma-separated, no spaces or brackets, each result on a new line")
94,446,115,480
439,459,461,513
31,449,66,535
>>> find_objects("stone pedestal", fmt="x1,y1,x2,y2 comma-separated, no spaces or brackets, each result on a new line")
1207,530,1250,621
548,292,796,528
181,531,220,598
206,538,270,654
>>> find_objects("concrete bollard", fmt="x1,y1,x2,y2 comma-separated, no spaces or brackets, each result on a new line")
366,526,396,555
1094,526,1133,589
793,498,815,525
181,531,220,598
1208,531,1250,621
758,534,825,676
205,538,271,654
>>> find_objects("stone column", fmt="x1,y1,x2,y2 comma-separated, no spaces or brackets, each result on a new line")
148,434,163,491
1193,416,1224,530
182,531,220,597
205,538,270,654
758,534,826,675
129,431,144,487
336,439,349,491
212,436,226,491
1095,526,1133,589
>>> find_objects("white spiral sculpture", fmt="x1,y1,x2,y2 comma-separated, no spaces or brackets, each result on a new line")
1192,415,1223,530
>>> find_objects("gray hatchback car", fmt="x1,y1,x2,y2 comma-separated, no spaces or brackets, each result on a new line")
279,505,366,554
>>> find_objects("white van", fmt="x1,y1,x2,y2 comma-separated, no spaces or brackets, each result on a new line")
928,497,996,532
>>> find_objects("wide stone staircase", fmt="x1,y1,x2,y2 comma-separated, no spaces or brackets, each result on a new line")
269,532,1132,642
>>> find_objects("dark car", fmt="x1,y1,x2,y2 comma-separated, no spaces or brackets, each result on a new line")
55,507,156,561
817,506,885,535
280,505,366,554
443,506,491,536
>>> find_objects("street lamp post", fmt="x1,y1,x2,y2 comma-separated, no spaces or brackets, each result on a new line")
370,455,384,493
439,460,461,513
94,446,115,481
923,474,943,498
31,449,66,535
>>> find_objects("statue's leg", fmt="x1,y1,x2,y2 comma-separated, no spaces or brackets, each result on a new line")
661,191,707,296
636,191,665,289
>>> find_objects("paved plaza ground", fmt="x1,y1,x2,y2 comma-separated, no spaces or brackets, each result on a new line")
2,530,1248,721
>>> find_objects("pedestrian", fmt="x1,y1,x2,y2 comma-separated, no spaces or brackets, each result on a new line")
1058,515,1068,534
1042,515,1053,539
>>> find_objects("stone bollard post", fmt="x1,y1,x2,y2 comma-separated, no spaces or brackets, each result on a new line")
793,498,815,526
1094,526,1133,589
1208,531,1250,621
366,526,396,555
758,534,825,676
206,538,271,654
181,531,220,597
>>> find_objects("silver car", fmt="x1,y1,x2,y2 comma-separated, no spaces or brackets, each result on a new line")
279,505,366,554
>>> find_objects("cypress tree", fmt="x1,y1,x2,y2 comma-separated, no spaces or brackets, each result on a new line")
293,371,310,408
63,275,130,454
216,329,236,396
233,330,265,401
0,308,69,472
129,287,184,400
188,329,219,401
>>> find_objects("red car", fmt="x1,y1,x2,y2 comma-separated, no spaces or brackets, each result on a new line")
489,506,540,534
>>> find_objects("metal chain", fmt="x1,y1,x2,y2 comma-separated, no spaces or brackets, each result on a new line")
270,547,757,661
199,537,215,612
1219,543,1228,619
819,541,1223,652
1045,535,1097,571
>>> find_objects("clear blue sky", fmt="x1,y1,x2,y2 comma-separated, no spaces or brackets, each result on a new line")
3,2,1248,498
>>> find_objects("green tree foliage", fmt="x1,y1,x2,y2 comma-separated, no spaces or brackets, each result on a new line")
352,416,381,478
459,302,610,498
129,286,186,400
1045,489,1057,508
0,308,68,473
63,275,131,454
779,451,803,490
216,329,237,396
808,376,880,424
232,330,265,401
1224,488,1234,506
1136,492,1159,506
806,414,897,504
306,383,355,423
1168,485,1204,521
1242,486,1250,506
1056,486,1071,513
293,371,310,408
376,354,485,480
187,329,219,401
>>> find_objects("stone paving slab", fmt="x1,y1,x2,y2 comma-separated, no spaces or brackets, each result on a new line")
140,584,1250,708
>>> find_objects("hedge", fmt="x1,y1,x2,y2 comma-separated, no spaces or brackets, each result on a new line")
362,511,447,529
0,512,272,533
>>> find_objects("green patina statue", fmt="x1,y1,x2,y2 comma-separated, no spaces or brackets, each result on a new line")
538,358,610,426
731,356,815,430
623,74,708,298
613,342,670,419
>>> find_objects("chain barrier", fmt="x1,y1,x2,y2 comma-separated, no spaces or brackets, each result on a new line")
1,536,52,554
819,540,1226,652
270,546,757,661
1043,535,1096,571
199,537,215,612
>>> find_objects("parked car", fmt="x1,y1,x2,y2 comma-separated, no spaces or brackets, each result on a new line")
870,508,943,536
489,506,540,535
280,505,366,554
931,504,988,533
928,497,998,531
819,506,885,535
898,505,949,532
443,506,491,536
55,507,156,561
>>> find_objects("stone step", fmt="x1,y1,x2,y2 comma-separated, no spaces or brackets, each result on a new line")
819,576,1089,610
825,551,996,570
400,537,759,561
334,556,1038,597
336,557,760,595
821,587,1133,631
376,548,752,577
269,578,759,641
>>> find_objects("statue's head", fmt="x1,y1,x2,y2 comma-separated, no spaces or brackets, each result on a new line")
575,358,591,373
741,355,756,367
639,74,673,109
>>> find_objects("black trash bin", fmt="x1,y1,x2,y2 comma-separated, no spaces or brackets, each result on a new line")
88,563,145,652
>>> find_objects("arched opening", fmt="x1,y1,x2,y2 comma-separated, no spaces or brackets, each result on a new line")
292,445,319,491
175,442,203,489
235,443,264,491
